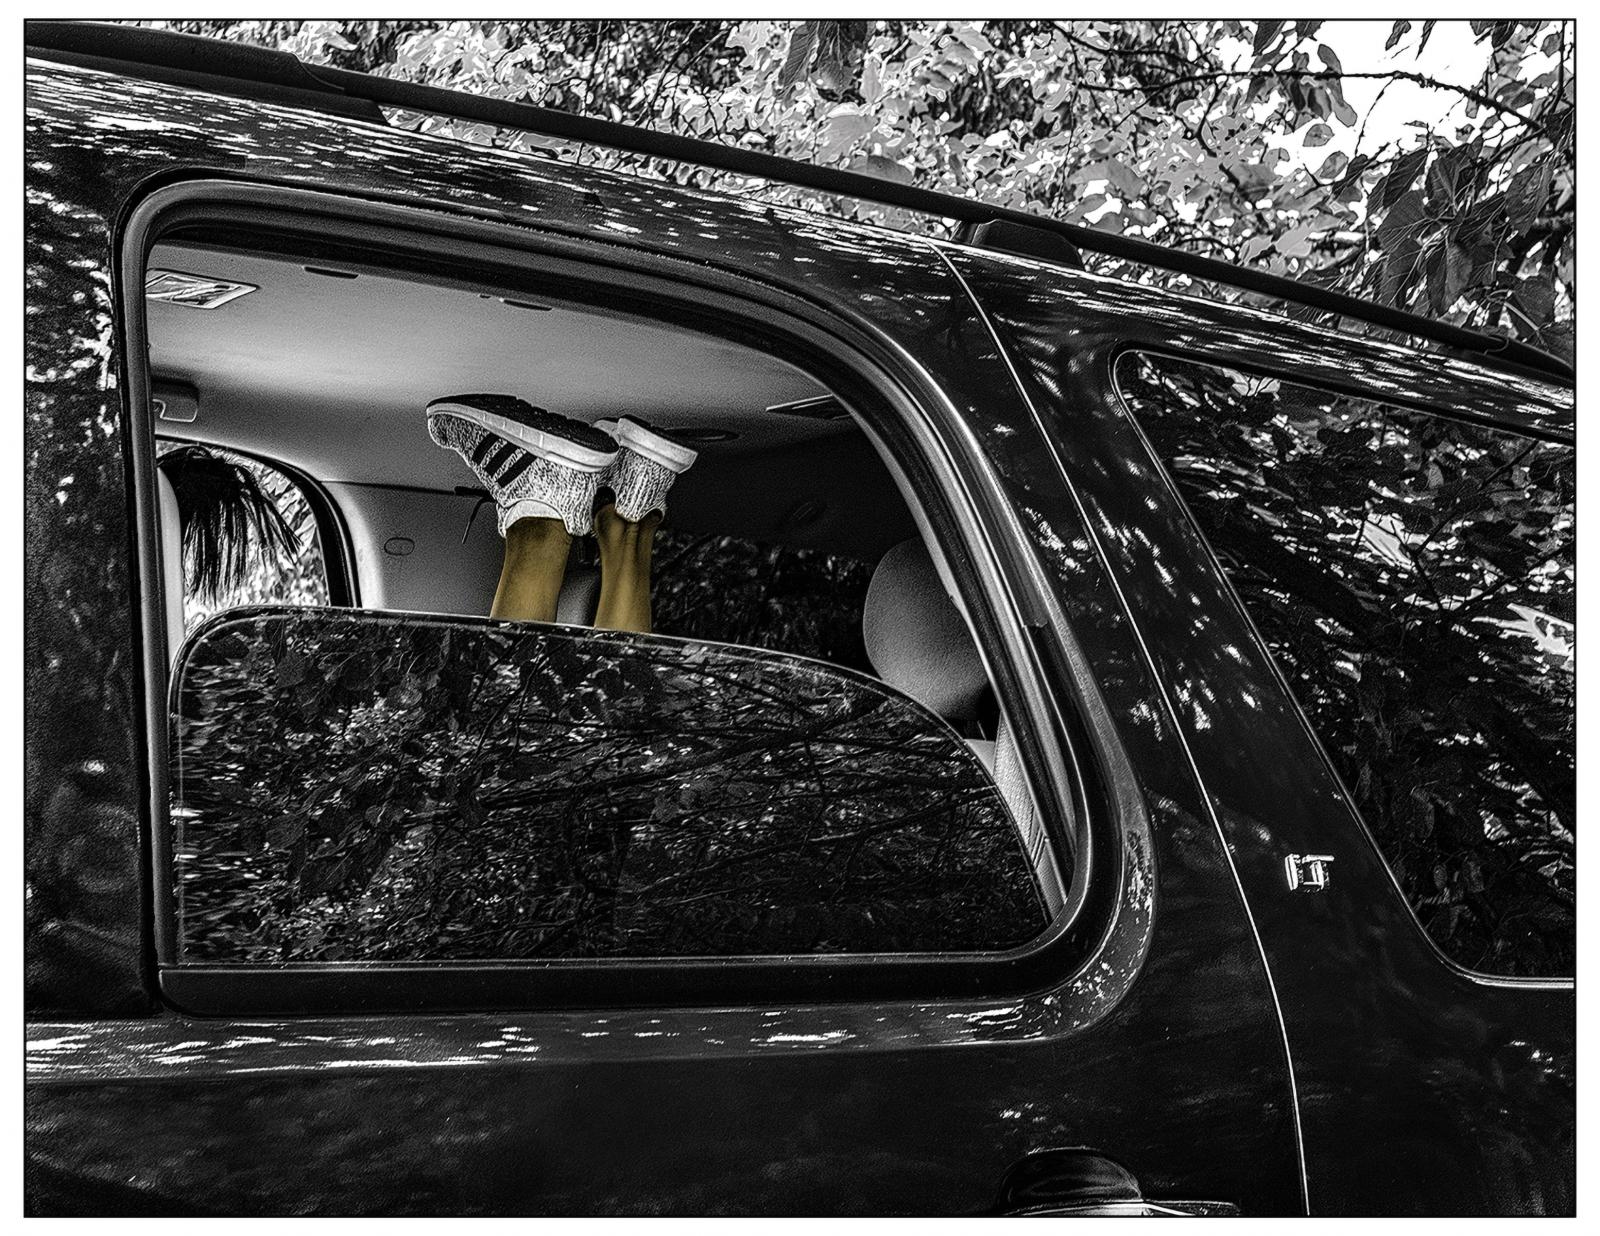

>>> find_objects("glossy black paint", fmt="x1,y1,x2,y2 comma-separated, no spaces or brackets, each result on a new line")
22,53,1569,1215
24,71,152,1018
945,245,1575,1215
26,58,1304,1215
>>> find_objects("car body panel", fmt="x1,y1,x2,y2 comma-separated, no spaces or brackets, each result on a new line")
26,60,1302,1216
945,246,1575,1215
24,53,1571,1215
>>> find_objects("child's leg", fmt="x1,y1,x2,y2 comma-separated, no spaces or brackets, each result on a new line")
592,503,661,633
490,515,573,623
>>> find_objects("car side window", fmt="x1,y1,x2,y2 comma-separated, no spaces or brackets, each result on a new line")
141,225,1067,994
171,609,1048,962
1116,352,1573,976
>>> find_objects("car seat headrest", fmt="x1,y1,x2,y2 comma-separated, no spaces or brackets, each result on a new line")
556,564,599,627
862,537,988,721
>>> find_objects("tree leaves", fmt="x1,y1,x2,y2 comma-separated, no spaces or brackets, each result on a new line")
851,152,913,183
775,22,818,96
1274,221,1319,258
156,18,1573,349
1375,188,1426,247
1425,240,1472,312
1373,147,1429,210
819,105,875,158
775,19,864,98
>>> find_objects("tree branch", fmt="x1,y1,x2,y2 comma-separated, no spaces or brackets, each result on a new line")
1082,66,1538,128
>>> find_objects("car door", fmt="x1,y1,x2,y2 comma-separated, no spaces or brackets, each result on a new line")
26,57,1305,1215
949,242,1576,1215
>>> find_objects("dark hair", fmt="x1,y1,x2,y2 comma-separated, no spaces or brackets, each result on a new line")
156,445,299,601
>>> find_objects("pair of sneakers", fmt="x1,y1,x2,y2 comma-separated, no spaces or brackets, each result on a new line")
426,394,699,537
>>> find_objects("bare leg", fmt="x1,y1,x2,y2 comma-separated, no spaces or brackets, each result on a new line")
490,516,573,623
593,502,661,633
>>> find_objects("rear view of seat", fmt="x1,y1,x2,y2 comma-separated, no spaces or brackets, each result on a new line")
862,537,1066,914
556,564,600,626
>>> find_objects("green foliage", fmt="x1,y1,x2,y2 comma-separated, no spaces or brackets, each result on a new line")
139,19,1574,358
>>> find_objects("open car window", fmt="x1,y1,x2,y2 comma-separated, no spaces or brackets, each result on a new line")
138,215,1072,1000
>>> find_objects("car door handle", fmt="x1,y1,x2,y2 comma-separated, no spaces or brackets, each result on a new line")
993,1148,1240,1216
1005,1198,1240,1216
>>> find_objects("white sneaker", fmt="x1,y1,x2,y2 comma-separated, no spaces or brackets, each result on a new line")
427,394,617,536
593,416,699,523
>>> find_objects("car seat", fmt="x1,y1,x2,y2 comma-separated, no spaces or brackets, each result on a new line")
556,565,600,626
863,538,1065,913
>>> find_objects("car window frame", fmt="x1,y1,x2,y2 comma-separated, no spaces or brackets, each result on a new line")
119,179,1145,1015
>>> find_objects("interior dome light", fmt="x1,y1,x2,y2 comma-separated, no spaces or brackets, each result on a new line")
145,268,258,309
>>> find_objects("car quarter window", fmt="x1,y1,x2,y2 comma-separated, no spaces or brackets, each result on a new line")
137,221,1070,991
1116,352,1573,976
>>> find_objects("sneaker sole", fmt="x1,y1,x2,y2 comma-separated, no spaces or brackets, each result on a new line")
595,417,699,473
428,402,617,473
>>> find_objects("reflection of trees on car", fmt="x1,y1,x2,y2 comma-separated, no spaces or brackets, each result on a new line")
24,178,151,1013
173,611,1045,962
648,530,876,674
1119,355,1572,974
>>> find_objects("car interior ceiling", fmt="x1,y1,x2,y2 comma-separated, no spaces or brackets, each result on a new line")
144,236,1064,905
147,239,925,617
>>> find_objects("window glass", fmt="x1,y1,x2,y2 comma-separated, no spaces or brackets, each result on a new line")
1117,353,1573,975
644,529,874,674
144,231,1062,975
171,609,1048,962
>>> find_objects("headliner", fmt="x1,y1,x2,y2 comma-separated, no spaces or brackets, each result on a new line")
147,242,914,559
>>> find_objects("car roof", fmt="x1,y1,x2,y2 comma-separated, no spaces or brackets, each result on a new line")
23,19,1574,387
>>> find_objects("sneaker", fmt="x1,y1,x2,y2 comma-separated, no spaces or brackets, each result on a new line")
427,394,617,537
593,416,699,523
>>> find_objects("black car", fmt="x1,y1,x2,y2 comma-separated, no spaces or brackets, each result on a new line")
24,22,1574,1217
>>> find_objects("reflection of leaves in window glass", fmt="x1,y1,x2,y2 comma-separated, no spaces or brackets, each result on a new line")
644,530,875,674
1121,353,1573,976
172,611,1045,963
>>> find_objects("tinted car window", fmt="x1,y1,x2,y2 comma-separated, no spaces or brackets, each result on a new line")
648,530,875,675
171,609,1048,963
1117,352,1573,976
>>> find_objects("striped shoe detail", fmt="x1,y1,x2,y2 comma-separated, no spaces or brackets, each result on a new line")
427,404,616,537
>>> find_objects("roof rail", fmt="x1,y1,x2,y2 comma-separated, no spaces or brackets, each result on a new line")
26,20,1572,384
